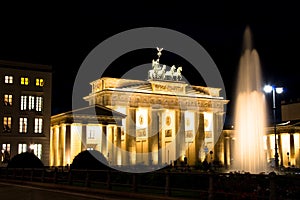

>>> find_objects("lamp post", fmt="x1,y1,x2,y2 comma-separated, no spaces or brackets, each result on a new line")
264,85,283,169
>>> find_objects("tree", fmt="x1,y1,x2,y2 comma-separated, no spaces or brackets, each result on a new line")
71,150,109,170
7,152,44,168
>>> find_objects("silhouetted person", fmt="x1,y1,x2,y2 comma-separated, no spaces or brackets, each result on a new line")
3,150,10,163
202,159,209,171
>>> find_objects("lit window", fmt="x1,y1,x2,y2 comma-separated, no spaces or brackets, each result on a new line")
18,143,27,154
87,148,94,151
20,96,27,110
30,144,42,159
28,96,35,110
19,118,28,133
4,76,13,84
36,97,43,111
4,94,12,106
36,78,44,86
3,117,12,132
34,118,43,133
1,144,11,162
20,77,29,85
1,144,11,153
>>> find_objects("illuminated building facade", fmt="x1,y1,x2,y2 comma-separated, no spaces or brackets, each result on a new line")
50,77,228,167
0,60,52,165
50,105,125,166
49,49,300,169
221,101,300,169
272,101,300,167
49,67,300,168
264,122,300,168
222,124,300,168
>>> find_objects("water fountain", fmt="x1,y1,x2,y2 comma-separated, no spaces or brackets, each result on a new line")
233,26,267,173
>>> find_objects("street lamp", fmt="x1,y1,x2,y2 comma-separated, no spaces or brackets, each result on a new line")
264,85,283,169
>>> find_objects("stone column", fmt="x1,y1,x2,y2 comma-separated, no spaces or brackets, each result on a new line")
81,125,87,151
176,110,185,161
65,124,71,165
298,135,300,167
148,109,159,165
266,135,271,162
126,108,136,165
107,126,114,165
50,127,54,166
101,125,107,157
278,133,283,166
197,112,205,162
59,124,65,166
216,113,224,161
116,126,122,165
52,126,58,166
230,137,235,166
212,113,218,160
158,111,162,165
195,112,204,165
290,133,295,165
224,136,230,167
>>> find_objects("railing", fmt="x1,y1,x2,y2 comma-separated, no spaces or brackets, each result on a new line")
1,167,300,199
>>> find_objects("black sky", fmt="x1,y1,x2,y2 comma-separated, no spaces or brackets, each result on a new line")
0,1,299,126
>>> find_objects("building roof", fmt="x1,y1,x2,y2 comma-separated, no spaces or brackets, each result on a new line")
224,119,300,135
273,119,300,133
89,77,224,99
69,104,126,117
0,60,52,72
51,104,126,125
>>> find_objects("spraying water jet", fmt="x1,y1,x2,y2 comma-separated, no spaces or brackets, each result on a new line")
232,26,267,173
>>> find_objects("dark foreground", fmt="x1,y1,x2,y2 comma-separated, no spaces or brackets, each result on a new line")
1,167,300,199
0,182,134,200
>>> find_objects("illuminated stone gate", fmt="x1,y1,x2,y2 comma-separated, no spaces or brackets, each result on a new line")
50,77,227,167
83,76,227,166
50,48,228,167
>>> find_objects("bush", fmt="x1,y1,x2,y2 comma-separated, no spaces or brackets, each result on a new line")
7,152,44,168
71,150,109,170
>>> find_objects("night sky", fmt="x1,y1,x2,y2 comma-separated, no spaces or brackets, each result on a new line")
0,1,299,126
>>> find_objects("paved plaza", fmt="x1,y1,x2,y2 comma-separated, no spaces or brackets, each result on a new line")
0,182,129,200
